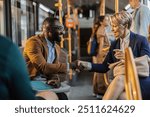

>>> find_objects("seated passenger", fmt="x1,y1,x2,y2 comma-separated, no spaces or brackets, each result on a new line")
23,17,72,100
0,35,58,100
77,11,150,100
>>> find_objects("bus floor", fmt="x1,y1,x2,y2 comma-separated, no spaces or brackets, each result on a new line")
68,71,103,100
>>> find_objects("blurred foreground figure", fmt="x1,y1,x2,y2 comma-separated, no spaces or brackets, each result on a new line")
129,0,150,38
0,35,58,100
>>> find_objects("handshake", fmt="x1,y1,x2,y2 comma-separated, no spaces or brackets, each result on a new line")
69,60,92,71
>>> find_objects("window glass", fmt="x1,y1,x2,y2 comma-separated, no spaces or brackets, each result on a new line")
20,0,27,46
0,0,4,35
148,0,150,8
11,0,34,46
38,6,49,30
11,0,22,45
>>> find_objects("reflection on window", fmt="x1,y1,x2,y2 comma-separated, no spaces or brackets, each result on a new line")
21,0,27,46
148,0,150,8
11,0,34,46
38,4,49,30
0,1,4,35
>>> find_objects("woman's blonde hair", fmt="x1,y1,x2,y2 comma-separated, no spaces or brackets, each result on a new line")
110,11,132,29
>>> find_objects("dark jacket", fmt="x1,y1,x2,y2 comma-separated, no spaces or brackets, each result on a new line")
91,31,150,99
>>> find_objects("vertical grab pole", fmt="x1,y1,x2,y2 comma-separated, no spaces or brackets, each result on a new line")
115,0,119,13
67,0,72,63
73,8,80,59
67,0,73,79
100,0,105,16
58,0,64,48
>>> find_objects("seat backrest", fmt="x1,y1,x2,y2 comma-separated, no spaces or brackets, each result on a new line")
58,49,68,82
125,47,142,100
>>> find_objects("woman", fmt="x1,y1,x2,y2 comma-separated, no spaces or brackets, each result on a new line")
78,11,150,100
92,15,110,98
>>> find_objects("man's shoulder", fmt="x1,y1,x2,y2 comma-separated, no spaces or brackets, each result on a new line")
27,35,43,43
28,35,40,41
139,4,150,12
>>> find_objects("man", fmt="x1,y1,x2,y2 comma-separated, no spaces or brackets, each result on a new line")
129,0,150,38
24,17,70,99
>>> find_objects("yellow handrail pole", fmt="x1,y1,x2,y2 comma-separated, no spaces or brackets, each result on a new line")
77,26,80,59
73,8,80,59
58,0,64,48
115,0,119,13
100,0,105,16
67,0,72,63
125,48,142,100
67,0,73,80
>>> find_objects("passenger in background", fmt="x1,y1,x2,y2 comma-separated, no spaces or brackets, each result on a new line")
77,11,150,100
92,15,110,99
148,25,150,44
129,0,150,38
0,35,58,100
23,17,73,100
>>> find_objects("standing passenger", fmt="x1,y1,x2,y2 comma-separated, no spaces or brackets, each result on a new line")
92,16,110,98
129,0,150,38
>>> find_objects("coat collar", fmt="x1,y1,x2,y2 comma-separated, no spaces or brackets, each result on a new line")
115,31,136,49
129,31,136,51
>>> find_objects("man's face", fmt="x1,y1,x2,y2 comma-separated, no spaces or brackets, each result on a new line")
51,20,64,42
42,20,64,42
42,23,52,40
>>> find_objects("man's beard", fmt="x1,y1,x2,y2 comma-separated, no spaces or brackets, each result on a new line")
52,32,61,43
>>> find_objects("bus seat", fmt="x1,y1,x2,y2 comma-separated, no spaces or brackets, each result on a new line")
125,47,142,100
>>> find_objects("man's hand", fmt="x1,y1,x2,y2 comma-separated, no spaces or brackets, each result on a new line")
78,61,92,71
113,49,125,60
69,60,78,70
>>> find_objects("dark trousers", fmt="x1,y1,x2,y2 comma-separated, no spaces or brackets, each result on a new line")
56,93,68,100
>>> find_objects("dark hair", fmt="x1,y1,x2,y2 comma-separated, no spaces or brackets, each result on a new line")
97,15,106,26
42,17,58,26
98,16,105,22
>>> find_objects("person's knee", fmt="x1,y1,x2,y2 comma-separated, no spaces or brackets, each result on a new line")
36,91,58,100
114,75,124,88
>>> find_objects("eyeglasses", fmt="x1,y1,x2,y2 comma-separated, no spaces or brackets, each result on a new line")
51,25,64,31
43,24,65,35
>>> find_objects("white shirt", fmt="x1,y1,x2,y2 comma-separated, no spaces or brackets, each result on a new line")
120,32,130,52
45,38,55,63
